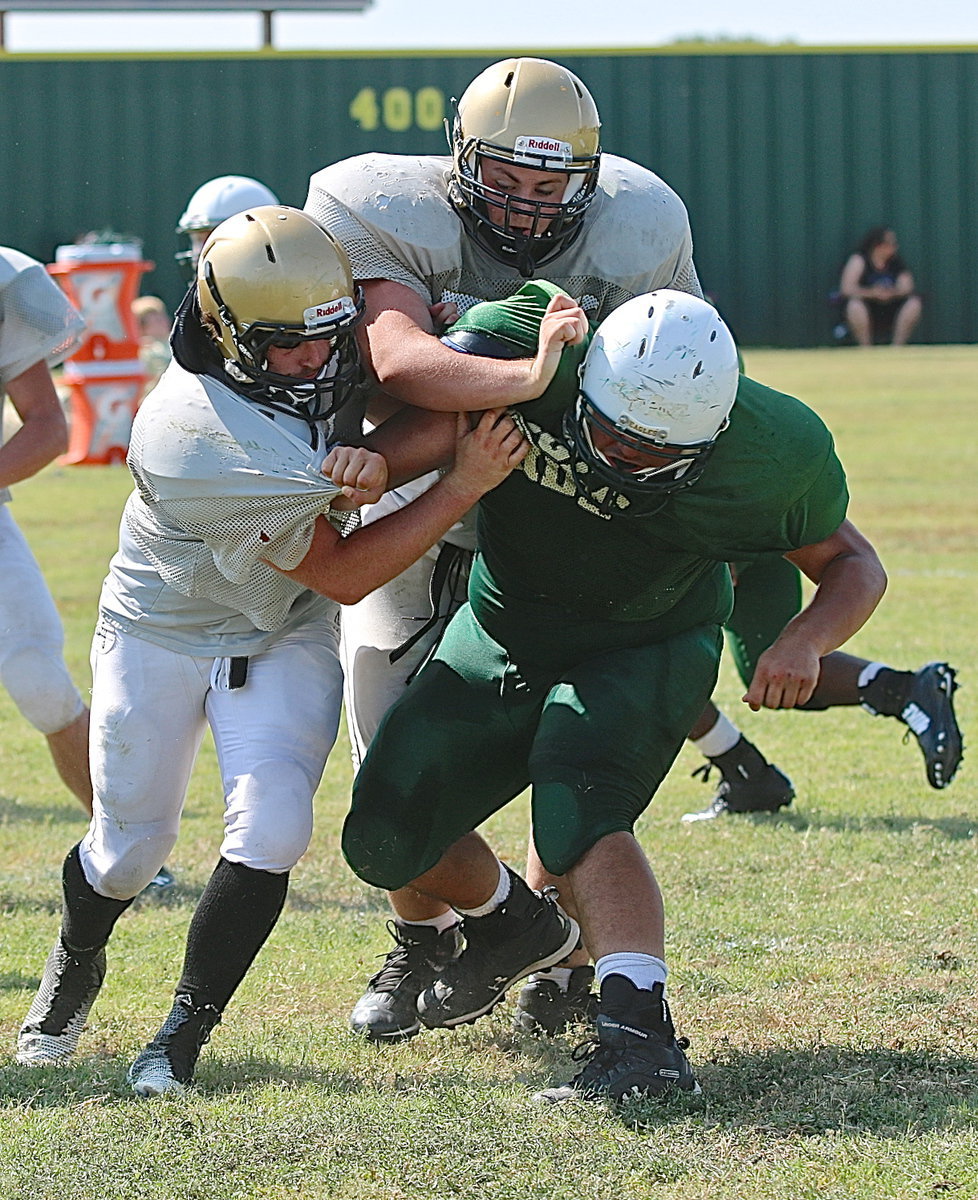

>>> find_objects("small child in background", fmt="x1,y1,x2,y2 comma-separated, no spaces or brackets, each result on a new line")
132,294,172,394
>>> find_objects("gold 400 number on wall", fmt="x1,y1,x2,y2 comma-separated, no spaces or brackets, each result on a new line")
349,86,445,132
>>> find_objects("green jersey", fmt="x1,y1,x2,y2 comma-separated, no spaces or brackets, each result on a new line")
446,284,849,646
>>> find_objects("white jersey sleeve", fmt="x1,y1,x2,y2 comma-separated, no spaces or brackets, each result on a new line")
123,364,346,630
305,154,463,304
0,247,86,387
574,155,702,300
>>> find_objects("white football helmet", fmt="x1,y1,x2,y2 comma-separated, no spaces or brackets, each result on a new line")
176,175,280,277
448,57,601,276
566,290,739,505
196,206,364,412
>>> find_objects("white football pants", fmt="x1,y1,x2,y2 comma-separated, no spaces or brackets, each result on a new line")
81,610,343,900
0,504,85,735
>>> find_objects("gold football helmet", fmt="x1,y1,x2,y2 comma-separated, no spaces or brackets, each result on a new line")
448,57,602,275
196,206,364,411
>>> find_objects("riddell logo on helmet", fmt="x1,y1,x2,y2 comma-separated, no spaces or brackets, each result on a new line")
304,297,355,328
514,136,572,163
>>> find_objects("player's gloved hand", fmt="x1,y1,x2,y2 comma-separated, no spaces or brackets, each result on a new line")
443,409,528,501
323,444,389,510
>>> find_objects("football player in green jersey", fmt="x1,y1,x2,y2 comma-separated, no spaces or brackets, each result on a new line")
342,284,887,1103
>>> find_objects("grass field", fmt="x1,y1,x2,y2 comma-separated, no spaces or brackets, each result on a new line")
1,345,976,1199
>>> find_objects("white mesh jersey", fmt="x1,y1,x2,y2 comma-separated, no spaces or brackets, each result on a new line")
304,152,702,323
0,246,86,503
99,360,362,656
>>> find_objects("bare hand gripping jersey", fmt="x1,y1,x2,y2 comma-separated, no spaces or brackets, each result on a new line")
304,153,702,322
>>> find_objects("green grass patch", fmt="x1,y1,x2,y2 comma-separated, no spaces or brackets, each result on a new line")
1,346,976,1198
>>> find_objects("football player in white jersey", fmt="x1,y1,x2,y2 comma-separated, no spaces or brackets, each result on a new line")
15,206,527,1097
133,173,287,896
0,248,92,812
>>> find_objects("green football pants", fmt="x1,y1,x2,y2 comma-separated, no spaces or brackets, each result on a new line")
343,604,722,888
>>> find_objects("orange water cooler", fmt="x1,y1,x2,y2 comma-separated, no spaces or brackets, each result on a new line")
48,243,153,465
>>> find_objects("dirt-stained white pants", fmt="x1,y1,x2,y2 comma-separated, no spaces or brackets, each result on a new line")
81,609,343,900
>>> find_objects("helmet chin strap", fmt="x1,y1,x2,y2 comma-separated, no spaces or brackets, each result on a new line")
269,358,336,410
222,356,340,441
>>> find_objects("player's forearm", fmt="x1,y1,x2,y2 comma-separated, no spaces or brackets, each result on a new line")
779,550,887,659
360,406,457,486
319,473,484,605
370,330,546,411
0,416,68,489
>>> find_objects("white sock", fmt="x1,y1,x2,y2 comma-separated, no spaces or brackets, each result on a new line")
527,966,575,992
595,952,668,993
456,859,511,918
692,710,741,759
398,910,458,934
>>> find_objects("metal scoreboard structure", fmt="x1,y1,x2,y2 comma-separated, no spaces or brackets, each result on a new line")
0,1,372,48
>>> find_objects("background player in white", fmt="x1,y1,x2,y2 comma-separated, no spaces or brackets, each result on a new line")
15,207,526,1097
175,174,281,280
0,247,92,813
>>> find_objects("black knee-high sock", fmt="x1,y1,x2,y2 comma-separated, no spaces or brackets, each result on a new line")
60,843,133,955
175,857,289,1012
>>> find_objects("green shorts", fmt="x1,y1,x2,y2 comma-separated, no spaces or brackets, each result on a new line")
343,604,722,888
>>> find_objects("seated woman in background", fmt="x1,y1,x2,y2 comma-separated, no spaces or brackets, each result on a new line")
838,226,923,346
